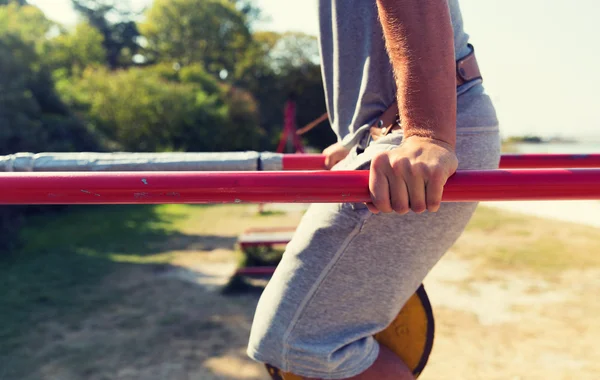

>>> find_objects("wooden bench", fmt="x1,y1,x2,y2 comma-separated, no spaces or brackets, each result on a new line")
238,229,295,249
235,227,295,278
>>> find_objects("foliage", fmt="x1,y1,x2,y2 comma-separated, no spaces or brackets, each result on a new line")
0,3,53,47
1,1,331,153
58,65,262,152
504,135,544,144
71,0,142,69
0,9,103,155
47,22,106,77
139,0,252,77
235,31,335,150
228,0,262,26
0,0,331,255
0,4,107,258
0,0,27,5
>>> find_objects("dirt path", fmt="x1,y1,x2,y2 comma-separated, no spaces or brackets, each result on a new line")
8,205,600,380
41,250,594,380
421,254,600,380
485,200,600,229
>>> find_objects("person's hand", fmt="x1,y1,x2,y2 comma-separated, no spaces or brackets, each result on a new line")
367,136,458,214
323,142,351,169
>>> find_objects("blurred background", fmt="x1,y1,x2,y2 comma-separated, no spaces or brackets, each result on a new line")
1,1,599,379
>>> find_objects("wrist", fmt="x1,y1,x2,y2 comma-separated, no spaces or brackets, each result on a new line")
402,134,456,152
402,126,456,150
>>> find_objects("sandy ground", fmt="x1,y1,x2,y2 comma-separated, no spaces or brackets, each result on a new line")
25,251,597,380
6,205,600,380
484,200,600,229
421,256,600,380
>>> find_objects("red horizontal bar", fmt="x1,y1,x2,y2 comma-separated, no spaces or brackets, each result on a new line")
499,154,600,169
282,154,600,170
282,154,326,170
0,169,599,204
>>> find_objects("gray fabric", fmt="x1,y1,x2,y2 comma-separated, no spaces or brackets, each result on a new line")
318,0,478,148
248,116,500,378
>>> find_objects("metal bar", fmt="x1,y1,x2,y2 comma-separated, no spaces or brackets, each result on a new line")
499,154,600,169
281,154,326,170
0,152,263,172
3,153,600,172
281,153,600,170
0,169,599,205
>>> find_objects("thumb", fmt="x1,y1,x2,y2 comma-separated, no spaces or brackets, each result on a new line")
324,154,334,169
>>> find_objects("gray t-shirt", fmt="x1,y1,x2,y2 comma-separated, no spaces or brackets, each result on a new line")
318,0,473,147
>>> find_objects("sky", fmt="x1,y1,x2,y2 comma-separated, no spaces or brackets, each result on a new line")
29,0,600,139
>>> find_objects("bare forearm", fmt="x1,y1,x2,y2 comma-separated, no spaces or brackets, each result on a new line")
376,0,456,148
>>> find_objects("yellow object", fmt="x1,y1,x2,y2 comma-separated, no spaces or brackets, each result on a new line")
265,284,435,379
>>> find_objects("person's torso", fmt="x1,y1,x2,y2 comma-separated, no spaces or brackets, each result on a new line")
318,0,473,146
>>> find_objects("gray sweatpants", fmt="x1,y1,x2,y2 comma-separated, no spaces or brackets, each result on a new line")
247,84,501,379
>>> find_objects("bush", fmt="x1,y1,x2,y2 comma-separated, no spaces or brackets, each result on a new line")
0,15,105,256
58,65,263,152
0,32,103,155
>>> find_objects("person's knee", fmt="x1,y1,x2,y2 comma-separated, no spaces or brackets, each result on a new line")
248,322,381,379
247,309,287,367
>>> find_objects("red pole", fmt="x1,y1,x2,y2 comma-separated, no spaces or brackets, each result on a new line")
281,154,600,171
282,154,327,170
499,154,600,168
276,99,305,154
0,169,599,205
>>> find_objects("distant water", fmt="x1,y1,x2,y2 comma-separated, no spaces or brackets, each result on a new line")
511,142,600,154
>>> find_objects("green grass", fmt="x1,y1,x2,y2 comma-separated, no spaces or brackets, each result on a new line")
0,204,210,350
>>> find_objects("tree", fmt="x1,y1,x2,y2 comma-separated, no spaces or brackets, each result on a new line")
0,35,103,155
58,66,263,152
228,0,262,27
235,31,335,150
269,32,320,75
0,5,103,155
47,22,106,76
0,3,53,46
139,0,252,78
0,0,27,5
71,0,141,69
0,2,105,255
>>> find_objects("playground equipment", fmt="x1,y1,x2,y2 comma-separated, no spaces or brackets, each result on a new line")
275,99,305,154
0,169,599,205
285,153,600,170
2,153,599,379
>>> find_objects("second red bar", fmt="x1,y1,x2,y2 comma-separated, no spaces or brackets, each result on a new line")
282,153,600,170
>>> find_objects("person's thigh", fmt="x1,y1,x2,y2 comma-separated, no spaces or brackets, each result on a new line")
248,90,500,379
